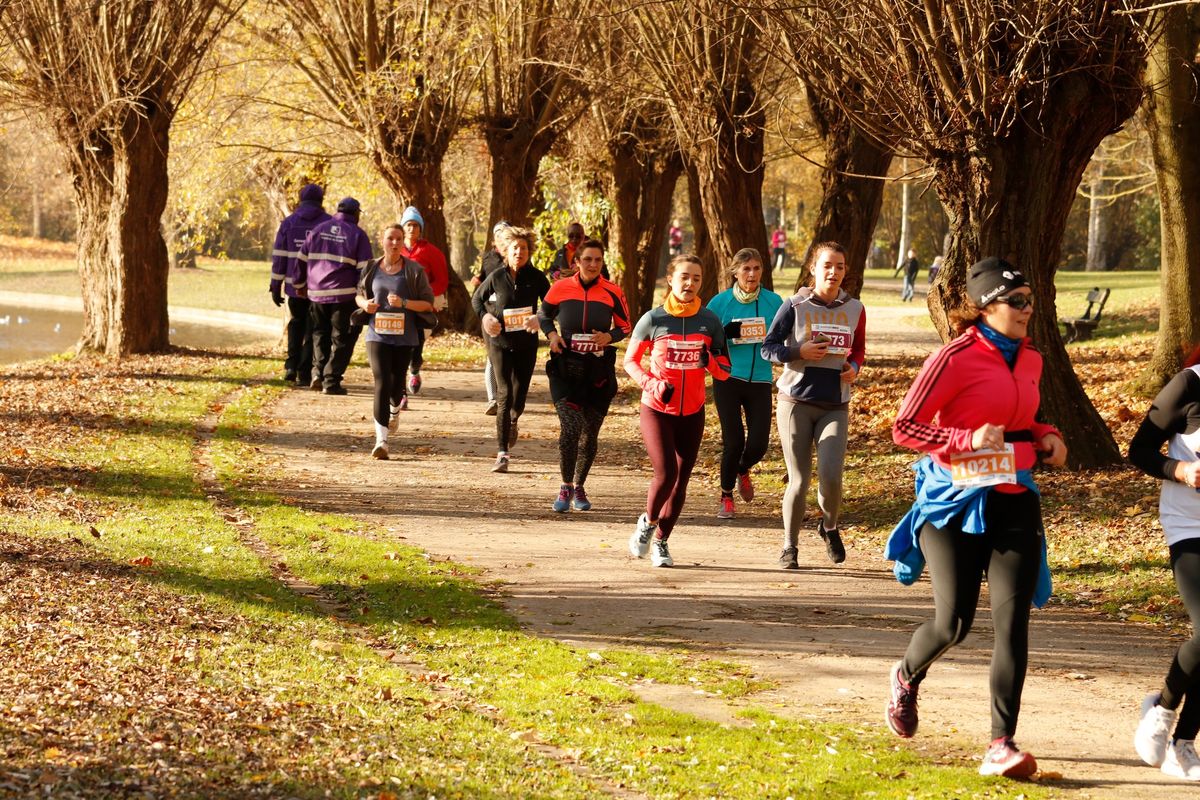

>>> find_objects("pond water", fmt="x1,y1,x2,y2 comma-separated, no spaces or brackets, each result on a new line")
0,303,274,365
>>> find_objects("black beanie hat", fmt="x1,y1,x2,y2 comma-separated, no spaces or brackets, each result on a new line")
336,197,361,218
966,257,1027,308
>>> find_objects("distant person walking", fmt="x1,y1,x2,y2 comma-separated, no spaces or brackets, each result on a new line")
1130,344,1200,782
297,197,374,395
707,248,783,520
355,224,436,459
269,183,330,386
771,225,788,272
883,257,1067,779
928,255,944,285
625,255,729,567
397,206,448,397
668,220,684,258
762,242,865,569
472,226,551,473
897,248,920,302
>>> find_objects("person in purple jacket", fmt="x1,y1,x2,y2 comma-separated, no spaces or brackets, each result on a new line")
296,197,374,395
270,183,331,386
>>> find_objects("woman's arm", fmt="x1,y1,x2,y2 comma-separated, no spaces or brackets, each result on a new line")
1129,369,1200,481
892,345,975,456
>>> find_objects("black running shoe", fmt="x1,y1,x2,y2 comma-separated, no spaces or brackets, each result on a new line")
819,522,845,564
778,546,799,570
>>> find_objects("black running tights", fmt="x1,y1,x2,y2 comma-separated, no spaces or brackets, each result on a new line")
366,341,413,427
713,378,772,493
900,490,1042,740
555,401,606,486
488,343,537,452
1160,539,1200,740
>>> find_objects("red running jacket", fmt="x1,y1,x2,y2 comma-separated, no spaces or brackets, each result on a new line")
624,305,730,416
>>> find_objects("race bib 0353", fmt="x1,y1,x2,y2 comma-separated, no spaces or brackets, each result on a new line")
731,317,766,345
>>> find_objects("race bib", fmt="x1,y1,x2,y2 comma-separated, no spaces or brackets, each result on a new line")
503,306,534,333
570,333,603,354
731,316,766,345
949,444,1017,489
665,339,704,370
811,323,853,356
374,311,406,336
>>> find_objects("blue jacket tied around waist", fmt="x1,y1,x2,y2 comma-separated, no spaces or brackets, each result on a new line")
884,456,1052,608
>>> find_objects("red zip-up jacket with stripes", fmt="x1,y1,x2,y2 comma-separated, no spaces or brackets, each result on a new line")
537,273,632,346
624,305,730,416
893,325,1060,492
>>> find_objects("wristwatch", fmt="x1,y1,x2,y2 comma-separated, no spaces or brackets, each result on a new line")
400,298,407,310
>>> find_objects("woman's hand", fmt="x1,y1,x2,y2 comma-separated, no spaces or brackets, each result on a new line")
798,339,829,361
970,423,1006,451
482,313,502,337
591,331,613,348
1038,433,1068,467
1175,460,1200,488
523,314,540,334
547,331,563,354
364,300,380,314
386,292,402,307
840,362,858,384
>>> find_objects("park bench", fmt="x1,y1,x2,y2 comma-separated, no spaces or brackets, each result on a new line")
1060,287,1110,343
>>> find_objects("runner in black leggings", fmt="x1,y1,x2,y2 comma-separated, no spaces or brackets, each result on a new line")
706,248,783,520
471,226,550,473
1131,345,1200,781
884,258,1066,779
354,224,436,459
539,239,631,512
624,255,729,567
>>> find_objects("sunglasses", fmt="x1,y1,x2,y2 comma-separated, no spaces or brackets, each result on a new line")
994,294,1033,310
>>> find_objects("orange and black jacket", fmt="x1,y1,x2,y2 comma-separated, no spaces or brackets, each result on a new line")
537,273,631,347
624,305,730,416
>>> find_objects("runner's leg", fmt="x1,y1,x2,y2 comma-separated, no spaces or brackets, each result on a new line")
739,382,773,475
573,406,606,487
714,378,746,494
813,408,849,530
778,400,817,548
641,405,679,524
656,411,705,537
1163,541,1200,739
556,400,584,485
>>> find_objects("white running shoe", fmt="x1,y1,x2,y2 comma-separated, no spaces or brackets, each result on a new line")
1163,739,1200,781
371,440,389,460
629,514,656,558
388,405,401,433
650,537,673,568
1135,692,1177,767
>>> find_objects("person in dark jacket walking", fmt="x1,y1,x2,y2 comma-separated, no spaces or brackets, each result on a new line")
269,183,330,386
473,222,510,416
297,197,374,395
471,226,551,473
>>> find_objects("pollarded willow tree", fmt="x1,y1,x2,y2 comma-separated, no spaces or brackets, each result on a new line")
261,0,481,329
769,0,1148,467
617,0,772,297
477,0,592,229
0,0,244,355
1142,6,1200,386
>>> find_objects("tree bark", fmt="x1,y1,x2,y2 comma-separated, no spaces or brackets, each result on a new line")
72,108,172,356
685,160,718,301
483,119,555,229
610,133,683,320
1143,7,1200,387
802,85,893,296
927,73,1138,467
1084,159,1114,272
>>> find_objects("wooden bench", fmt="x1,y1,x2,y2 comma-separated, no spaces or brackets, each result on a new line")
1060,287,1110,343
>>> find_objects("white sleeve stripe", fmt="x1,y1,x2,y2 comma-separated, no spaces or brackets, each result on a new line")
305,252,359,266
308,287,358,298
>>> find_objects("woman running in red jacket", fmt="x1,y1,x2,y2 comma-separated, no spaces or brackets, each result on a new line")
625,255,729,567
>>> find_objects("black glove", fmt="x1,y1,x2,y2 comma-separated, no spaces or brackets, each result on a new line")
723,320,741,340
699,349,710,368
270,288,283,307
658,382,674,405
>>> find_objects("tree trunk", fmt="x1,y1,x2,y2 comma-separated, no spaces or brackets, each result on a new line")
928,73,1138,468
1143,7,1200,387
803,85,893,296
483,119,554,228
31,186,42,239
73,108,172,356
689,113,771,297
375,154,472,332
685,160,718,301
610,134,683,320
1085,159,1114,272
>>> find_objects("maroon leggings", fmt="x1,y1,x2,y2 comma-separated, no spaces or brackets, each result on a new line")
640,405,705,538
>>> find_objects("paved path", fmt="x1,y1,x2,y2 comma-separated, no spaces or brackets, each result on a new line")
251,314,1190,797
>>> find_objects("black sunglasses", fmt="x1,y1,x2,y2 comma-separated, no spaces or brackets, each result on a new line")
994,294,1033,310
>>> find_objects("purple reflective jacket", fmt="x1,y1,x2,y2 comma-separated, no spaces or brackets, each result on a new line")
270,201,331,298
296,213,374,304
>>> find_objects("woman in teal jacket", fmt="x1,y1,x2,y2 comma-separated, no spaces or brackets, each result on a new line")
706,248,784,519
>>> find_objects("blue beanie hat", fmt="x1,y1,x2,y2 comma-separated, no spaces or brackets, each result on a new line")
298,183,324,204
336,197,361,218
400,206,425,230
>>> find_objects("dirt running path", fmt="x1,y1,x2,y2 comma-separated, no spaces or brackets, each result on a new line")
254,311,1187,798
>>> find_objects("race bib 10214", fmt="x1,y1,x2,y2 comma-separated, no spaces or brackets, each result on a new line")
949,444,1017,489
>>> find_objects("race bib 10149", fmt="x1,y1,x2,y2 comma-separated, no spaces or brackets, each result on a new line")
374,311,406,336
949,444,1017,489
